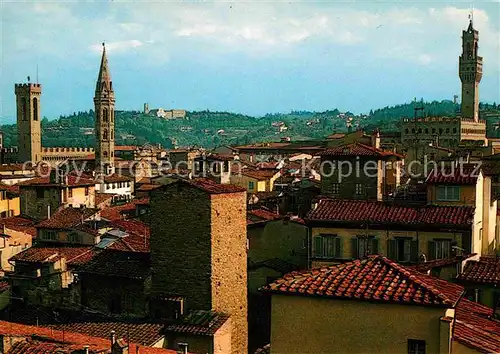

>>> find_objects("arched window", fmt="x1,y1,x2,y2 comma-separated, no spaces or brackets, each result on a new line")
103,151,108,157
111,109,114,122
103,129,108,140
22,97,28,121
33,97,38,121
111,130,114,140
103,108,108,122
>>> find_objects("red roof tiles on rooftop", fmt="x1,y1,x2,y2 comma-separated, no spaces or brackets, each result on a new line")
457,256,500,285
263,255,464,307
35,207,100,229
18,174,95,187
426,165,480,185
183,178,246,194
306,199,474,227
318,142,403,158
0,216,36,236
10,246,96,266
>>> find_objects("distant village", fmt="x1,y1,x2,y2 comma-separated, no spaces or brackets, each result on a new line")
0,19,498,354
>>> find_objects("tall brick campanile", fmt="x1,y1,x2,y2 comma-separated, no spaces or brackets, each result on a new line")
15,82,42,163
459,19,482,121
94,43,115,174
150,179,248,354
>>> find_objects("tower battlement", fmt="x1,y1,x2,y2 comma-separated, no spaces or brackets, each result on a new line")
15,83,42,93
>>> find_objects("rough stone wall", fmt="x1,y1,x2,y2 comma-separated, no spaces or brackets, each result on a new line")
211,193,248,354
150,184,213,311
20,186,61,221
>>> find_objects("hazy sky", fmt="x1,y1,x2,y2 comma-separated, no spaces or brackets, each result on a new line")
1,0,499,122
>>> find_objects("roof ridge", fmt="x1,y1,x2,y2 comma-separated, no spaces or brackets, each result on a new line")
375,256,454,304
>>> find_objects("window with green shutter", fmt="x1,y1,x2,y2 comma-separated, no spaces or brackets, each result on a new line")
354,236,378,258
314,234,341,259
388,238,417,263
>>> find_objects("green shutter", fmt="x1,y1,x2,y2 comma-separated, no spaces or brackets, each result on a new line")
372,238,379,255
387,240,396,260
410,241,419,263
351,237,359,259
314,236,323,258
335,237,342,259
428,241,436,261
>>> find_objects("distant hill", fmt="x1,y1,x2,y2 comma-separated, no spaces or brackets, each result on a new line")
1,100,498,148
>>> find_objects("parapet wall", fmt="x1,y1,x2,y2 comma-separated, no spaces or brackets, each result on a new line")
15,83,42,93
42,147,95,155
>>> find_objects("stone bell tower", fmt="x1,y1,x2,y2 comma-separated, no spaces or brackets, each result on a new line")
459,18,482,121
94,43,115,174
15,81,42,163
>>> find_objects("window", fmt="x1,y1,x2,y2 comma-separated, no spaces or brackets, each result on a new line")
355,183,364,195
36,188,44,199
103,129,108,140
352,236,378,258
428,240,452,260
44,230,56,241
405,128,409,134
248,181,255,190
33,97,38,121
436,185,460,201
424,128,428,134
68,189,73,198
68,233,82,244
314,234,341,259
408,339,426,354
432,128,436,134
332,183,340,195
103,108,108,122
85,187,89,196
388,238,418,263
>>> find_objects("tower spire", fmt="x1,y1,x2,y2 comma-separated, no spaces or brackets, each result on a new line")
96,42,112,93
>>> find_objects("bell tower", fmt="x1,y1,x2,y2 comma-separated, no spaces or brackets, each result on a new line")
15,81,42,163
459,18,482,121
94,43,115,174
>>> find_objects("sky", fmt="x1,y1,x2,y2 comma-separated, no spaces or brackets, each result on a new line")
1,0,499,123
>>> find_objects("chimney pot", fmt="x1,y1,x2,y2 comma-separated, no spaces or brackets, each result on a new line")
110,330,116,345
83,345,90,354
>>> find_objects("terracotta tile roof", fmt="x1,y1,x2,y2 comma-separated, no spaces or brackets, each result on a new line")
18,174,95,187
241,169,280,181
48,321,164,347
457,256,500,285
306,199,474,227
95,192,114,206
0,280,9,293
426,165,480,185
35,207,100,229
454,298,500,353
110,219,150,237
77,249,150,279
165,310,230,336
10,246,95,266
0,216,36,236
0,320,178,354
409,254,475,273
137,183,163,191
0,163,35,172
183,178,246,194
263,255,464,307
101,173,132,183
318,142,403,158
247,208,281,225
100,198,148,221
115,145,138,151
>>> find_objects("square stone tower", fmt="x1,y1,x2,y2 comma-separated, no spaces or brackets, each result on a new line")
459,19,482,121
15,83,42,163
150,178,248,354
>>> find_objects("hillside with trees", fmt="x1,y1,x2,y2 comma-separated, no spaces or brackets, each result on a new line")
1,100,498,149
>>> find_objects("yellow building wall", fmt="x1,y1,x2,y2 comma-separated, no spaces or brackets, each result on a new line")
230,174,268,193
1,227,33,272
270,295,447,354
427,185,476,206
310,227,464,267
67,186,95,208
0,195,20,217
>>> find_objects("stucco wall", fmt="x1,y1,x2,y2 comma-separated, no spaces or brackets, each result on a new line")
270,295,447,354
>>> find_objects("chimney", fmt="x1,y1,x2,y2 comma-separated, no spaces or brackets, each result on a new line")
83,345,90,354
110,330,116,346
47,205,51,219
177,342,188,354
371,129,380,149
